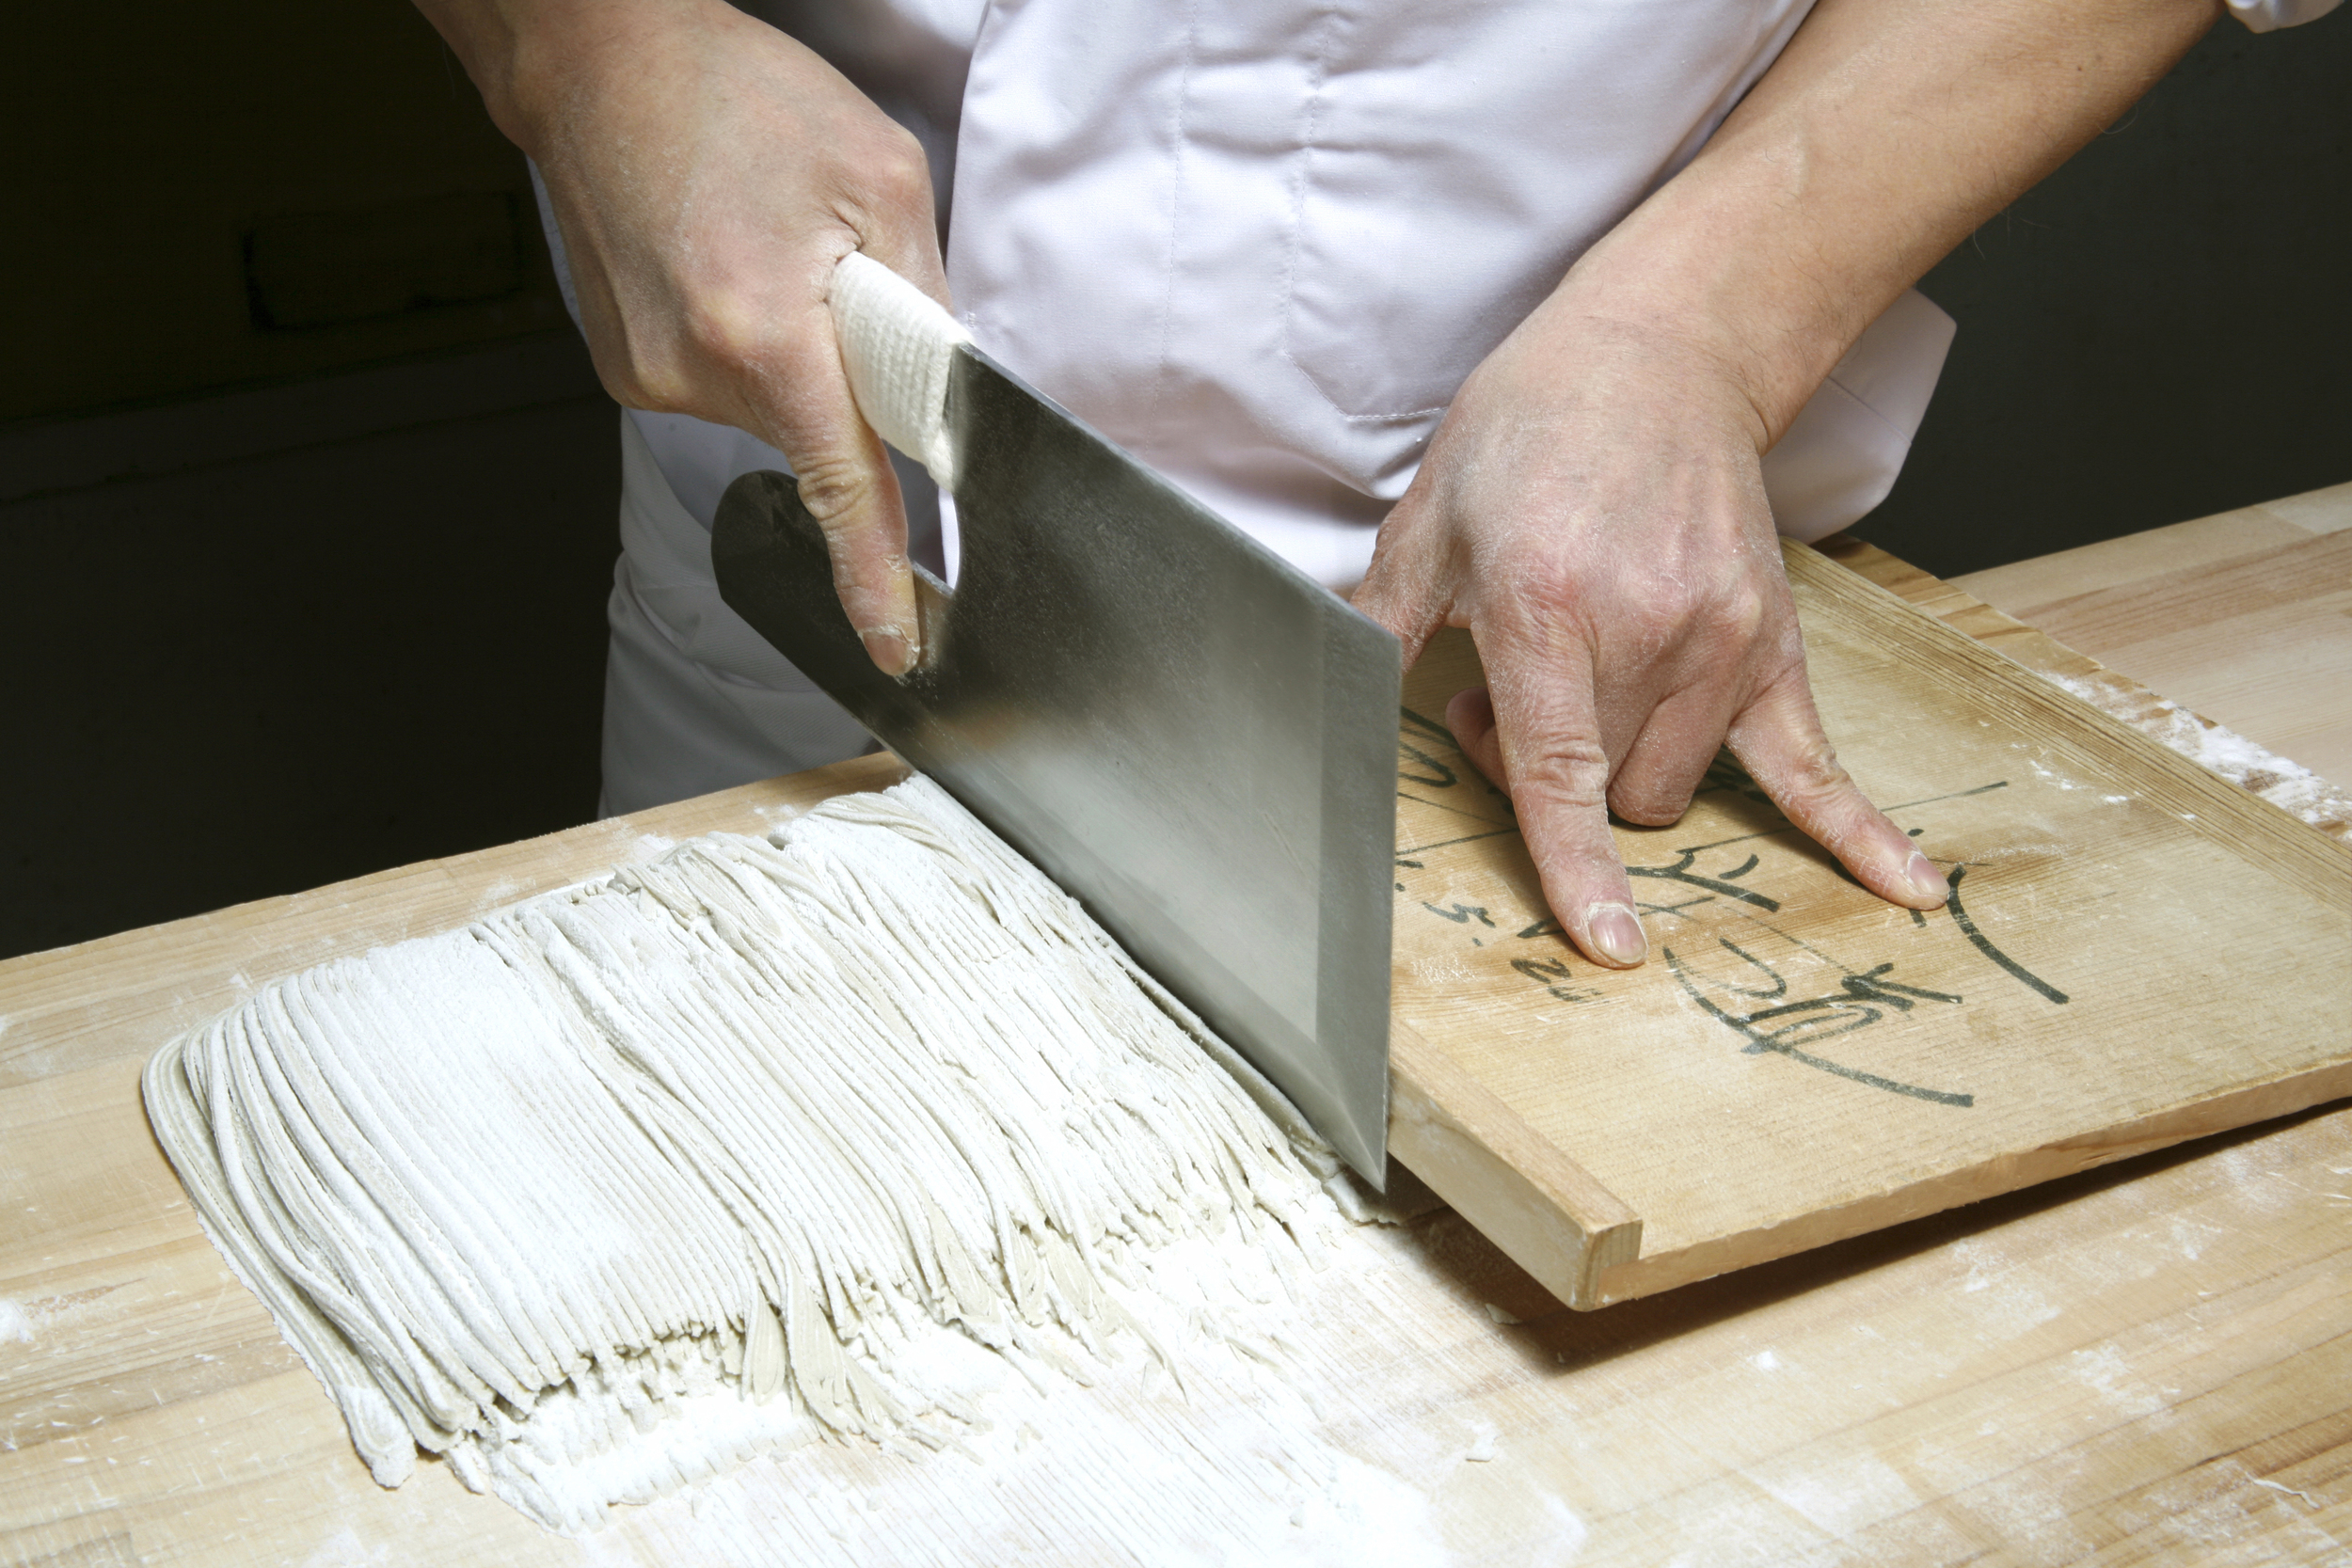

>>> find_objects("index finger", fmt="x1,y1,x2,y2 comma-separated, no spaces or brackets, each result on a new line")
746,253,929,674
1727,666,1951,909
781,329,920,671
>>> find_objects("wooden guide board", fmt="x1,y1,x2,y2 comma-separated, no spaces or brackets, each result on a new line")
1386,541,2352,1311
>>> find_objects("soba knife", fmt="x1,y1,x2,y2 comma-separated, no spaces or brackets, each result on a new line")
710,255,1398,1182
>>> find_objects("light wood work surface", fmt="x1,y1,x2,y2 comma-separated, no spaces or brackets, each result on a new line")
5,509,2349,1565
1954,479,2352,795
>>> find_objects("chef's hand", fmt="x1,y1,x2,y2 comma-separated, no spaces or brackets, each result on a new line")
1353,301,1949,972
413,0,939,673
1354,0,2215,971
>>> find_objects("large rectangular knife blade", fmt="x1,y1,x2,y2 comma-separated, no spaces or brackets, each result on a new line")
711,343,1399,1180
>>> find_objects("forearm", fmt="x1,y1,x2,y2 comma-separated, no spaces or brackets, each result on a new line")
1549,0,2220,445
412,0,694,154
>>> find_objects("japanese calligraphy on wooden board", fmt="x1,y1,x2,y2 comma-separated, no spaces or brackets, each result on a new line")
1384,542,2352,1310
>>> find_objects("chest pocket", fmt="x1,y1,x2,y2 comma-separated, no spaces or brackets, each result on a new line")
1277,0,1806,423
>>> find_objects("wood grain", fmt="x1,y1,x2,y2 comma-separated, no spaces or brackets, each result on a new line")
1390,538,2352,1307
5,540,2350,1565
1953,479,2352,790
1386,1020,1640,1309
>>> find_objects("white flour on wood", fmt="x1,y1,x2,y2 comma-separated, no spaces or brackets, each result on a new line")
142,778,1352,1534
2040,671,2352,839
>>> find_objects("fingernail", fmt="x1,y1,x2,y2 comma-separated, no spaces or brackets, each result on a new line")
862,627,917,677
1588,904,1646,967
1904,850,1949,903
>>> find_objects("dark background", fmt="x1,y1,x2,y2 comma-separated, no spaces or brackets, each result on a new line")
1861,13,2352,574
3,3,2346,960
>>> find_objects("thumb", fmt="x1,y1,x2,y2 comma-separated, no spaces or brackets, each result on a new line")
1353,492,1456,670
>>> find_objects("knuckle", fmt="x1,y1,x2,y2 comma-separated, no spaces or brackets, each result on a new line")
579,305,691,415
1706,582,1770,643
1772,733,1856,809
625,376,691,416
680,290,773,374
849,123,937,220
876,129,933,197
1607,779,1692,828
1625,597,1687,652
1509,737,1613,815
790,454,882,526
1660,561,1770,643
1511,554,1584,617
587,348,676,415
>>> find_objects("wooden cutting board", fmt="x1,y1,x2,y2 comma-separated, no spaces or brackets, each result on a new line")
1387,539,2352,1311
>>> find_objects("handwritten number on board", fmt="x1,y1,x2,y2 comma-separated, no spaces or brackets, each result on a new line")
1397,708,1460,788
1511,956,1594,1004
1628,849,1782,911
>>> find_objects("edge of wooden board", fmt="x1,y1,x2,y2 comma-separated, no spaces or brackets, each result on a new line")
1783,539,2352,912
1585,1068,2352,1307
1388,1017,1643,1309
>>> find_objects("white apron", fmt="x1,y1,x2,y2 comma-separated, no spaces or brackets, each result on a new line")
576,0,1968,813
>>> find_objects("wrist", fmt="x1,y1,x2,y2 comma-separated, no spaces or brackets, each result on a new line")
1537,154,1883,451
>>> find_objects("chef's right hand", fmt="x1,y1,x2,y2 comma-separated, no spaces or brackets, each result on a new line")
413,0,943,674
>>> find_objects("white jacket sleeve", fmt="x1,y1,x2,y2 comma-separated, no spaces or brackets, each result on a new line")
2224,0,2342,32
1758,290,1958,544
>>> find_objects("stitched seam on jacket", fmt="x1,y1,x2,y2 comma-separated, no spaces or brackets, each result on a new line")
1146,0,1203,441
1276,7,1450,425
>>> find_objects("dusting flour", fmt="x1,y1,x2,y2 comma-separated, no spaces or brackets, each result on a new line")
2041,673,2352,838
144,778,1371,1536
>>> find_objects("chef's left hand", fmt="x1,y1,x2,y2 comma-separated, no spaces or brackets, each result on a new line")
1352,293,1950,972
1349,0,2220,974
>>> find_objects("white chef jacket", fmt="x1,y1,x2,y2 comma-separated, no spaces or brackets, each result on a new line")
552,0,2338,815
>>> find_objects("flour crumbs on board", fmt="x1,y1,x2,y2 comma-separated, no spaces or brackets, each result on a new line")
2039,671,2352,838
141,778,1370,1535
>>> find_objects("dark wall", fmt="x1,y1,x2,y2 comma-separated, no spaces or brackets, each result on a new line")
2,0,569,418
4,389,618,960
3,2,617,960
3,3,2347,960
1856,8,2352,578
